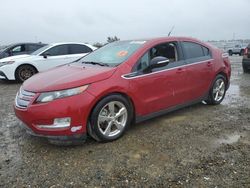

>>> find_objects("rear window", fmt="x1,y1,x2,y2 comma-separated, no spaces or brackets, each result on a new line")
182,42,211,59
28,44,42,52
68,44,92,54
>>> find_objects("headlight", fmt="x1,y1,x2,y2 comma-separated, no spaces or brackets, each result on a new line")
36,85,89,103
0,61,15,67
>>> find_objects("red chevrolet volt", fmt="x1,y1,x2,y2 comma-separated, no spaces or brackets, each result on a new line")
14,37,231,143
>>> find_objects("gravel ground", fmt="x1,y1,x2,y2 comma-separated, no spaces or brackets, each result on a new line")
0,56,249,187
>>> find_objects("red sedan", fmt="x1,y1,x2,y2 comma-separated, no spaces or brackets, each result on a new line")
14,37,231,143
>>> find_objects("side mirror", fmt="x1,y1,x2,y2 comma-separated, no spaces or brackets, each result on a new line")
144,56,170,72
42,52,51,58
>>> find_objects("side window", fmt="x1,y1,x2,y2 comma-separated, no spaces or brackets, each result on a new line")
27,44,42,52
182,42,204,59
68,44,92,54
11,45,25,53
202,46,210,56
42,45,68,56
134,42,179,72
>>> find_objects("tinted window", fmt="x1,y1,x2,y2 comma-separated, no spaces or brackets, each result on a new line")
27,44,43,52
43,45,68,56
202,46,210,56
69,44,92,54
11,45,25,53
182,42,204,59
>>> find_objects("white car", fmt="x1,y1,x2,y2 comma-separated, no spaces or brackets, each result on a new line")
0,42,96,82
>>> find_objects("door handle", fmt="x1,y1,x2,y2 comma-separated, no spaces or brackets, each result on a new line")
176,68,184,73
207,62,213,67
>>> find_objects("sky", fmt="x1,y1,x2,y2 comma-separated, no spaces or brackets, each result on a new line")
0,0,250,45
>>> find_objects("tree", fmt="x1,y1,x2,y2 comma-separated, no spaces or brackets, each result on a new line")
107,36,120,43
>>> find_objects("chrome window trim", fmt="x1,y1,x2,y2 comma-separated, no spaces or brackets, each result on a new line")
121,58,214,80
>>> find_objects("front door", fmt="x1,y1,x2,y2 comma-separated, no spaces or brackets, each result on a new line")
127,42,188,116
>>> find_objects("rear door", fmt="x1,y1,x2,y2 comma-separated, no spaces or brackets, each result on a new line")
181,41,214,101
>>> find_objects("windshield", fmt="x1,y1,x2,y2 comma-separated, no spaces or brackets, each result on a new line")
77,40,146,66
31,44,53,55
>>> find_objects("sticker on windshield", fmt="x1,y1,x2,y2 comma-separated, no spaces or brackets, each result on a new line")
117,50,128,57
130,41,146,44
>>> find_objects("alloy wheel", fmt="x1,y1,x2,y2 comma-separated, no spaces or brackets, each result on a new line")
212,78,225,102
97,101,128,137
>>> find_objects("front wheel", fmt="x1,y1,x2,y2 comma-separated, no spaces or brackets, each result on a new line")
205,75,227,105
88,95,132,142
15,65,37,82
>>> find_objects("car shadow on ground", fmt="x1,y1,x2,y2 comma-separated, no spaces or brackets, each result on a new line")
0,79,20,85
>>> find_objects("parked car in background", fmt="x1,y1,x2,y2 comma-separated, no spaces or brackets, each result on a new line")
242,44,250,73
228,44,245,56
0,43,96,81
14,37,231,143
0,43,46,59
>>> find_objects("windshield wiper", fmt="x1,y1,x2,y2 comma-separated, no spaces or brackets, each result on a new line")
83,61,110,67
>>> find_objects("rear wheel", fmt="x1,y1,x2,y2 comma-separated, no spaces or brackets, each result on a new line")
243,65,249,73
15,65,37,82
240,49,244,56
228,50,233,56
205,75,226,105
88,94,132,142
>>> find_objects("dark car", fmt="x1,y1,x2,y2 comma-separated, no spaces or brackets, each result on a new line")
242,44,250,73
0,43,46,59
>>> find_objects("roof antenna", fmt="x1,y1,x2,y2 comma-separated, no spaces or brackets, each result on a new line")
168,26,175,36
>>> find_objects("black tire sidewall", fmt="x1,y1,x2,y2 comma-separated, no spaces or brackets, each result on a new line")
89,94,132,142
15,65,36,82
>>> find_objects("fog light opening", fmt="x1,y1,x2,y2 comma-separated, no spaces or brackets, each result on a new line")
54,117,71,127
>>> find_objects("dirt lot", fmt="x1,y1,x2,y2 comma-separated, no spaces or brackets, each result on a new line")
0,56,249,187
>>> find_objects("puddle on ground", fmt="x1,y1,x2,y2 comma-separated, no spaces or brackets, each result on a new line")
222,85,240,106
213,134,243,148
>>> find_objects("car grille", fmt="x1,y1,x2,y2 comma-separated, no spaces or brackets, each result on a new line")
15,88,36,109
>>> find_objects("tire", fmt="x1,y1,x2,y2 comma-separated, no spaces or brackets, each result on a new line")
88,94,132,142
228,50,233,56
15,65,37,82
243,65,249,73
240,49,244,56
205,75,227,105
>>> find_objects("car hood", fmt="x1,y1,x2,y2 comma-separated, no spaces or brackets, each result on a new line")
0,54,31,62
23,63,117,92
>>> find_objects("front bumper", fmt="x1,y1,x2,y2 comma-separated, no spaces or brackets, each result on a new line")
14,90,95,137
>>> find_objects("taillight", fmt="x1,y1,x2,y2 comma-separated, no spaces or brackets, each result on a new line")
244,48,248,55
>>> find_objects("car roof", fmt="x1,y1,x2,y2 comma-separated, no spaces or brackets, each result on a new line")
8,42,46,46
48,42,95,49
